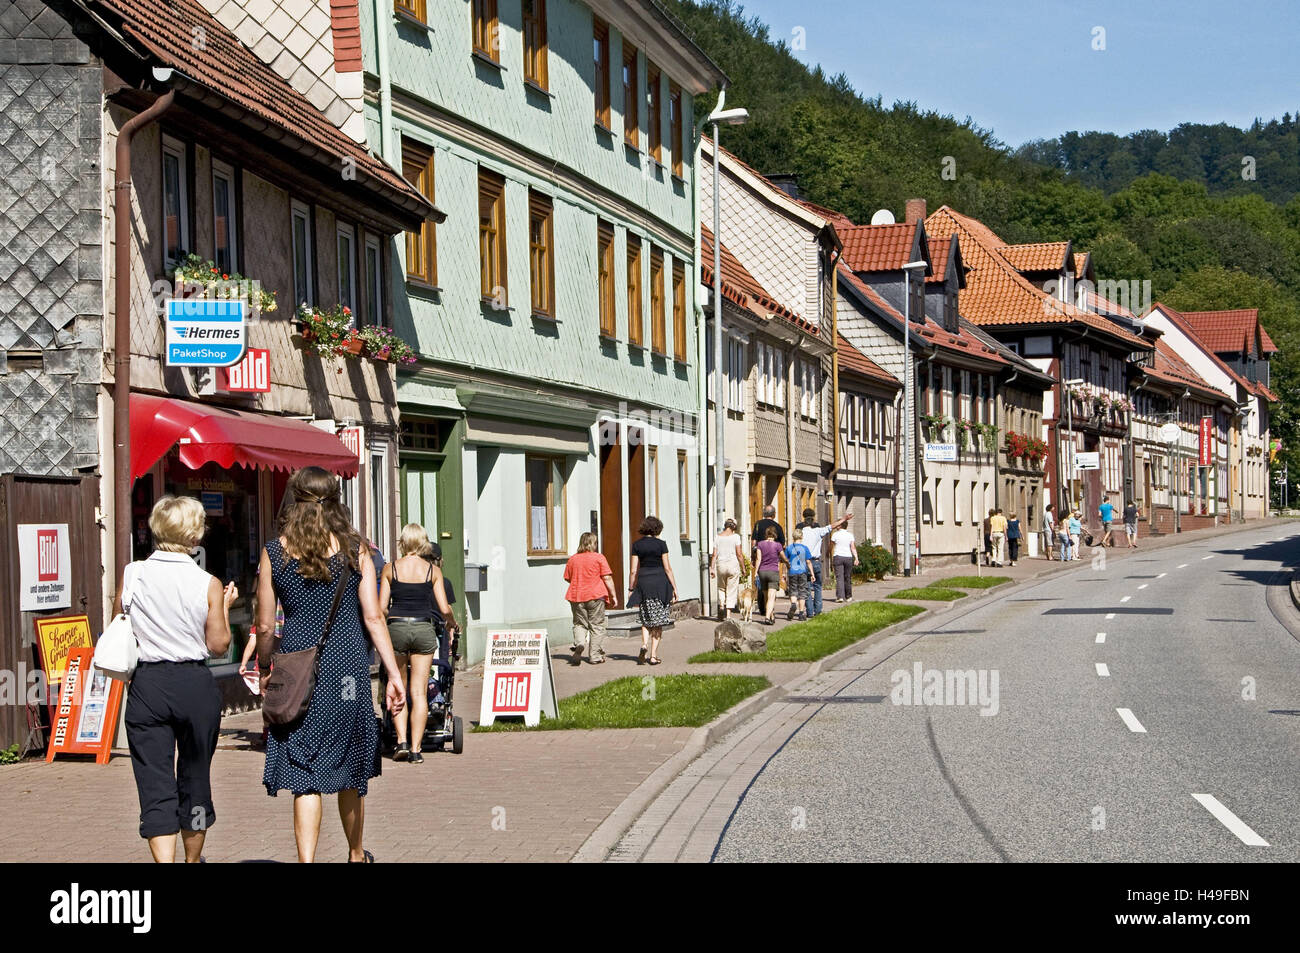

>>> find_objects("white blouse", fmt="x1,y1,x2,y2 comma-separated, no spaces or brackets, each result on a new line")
127,551,213,663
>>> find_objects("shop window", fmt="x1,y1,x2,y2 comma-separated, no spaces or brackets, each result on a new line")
529,190,555,318
622,42,638,148
669,83,683,177
337,222,356,318
291,199,314,307
522,0,547,89
478,168,506,304
526,455,566,555
650,246,666,353
593,19,610,129
162,135,190,268
472,0,499,61
212,160,237,275
364,234,383,327
402,138,436,288
672,260,686,361
647,63,662,162
626,234,643,347
597,220,615,336
677,450,690,538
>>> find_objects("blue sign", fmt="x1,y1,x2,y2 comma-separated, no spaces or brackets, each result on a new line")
165,299,246,367
200,491,224,516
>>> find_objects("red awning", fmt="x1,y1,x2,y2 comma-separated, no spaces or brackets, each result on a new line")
130,394,361,481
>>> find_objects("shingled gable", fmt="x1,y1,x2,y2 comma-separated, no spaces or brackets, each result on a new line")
836,334,900,389
701,226,819,337
74,0,439,229
925,205,1150,352
1148,302,1275,404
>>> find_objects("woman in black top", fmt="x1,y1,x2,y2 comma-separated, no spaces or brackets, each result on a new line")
379,524,454,764
627,516,678,665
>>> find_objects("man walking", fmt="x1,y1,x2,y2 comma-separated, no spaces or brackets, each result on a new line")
1098,495,1116,548
1123,499,1139,548
751,506,785,616
796,507,853,618
989,508,1007,567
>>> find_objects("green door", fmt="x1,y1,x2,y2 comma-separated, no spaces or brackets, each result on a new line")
401,459,439,542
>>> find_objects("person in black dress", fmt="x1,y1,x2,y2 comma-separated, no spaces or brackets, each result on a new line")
255,466,406,863
627,516,678,665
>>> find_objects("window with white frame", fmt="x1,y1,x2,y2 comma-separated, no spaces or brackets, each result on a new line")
337,222,356,319
211,159,237,275
368,441,391,557
162,135,189,268
727,337,745,411
291,200,314,307
364,234,383,327
774,350,785,409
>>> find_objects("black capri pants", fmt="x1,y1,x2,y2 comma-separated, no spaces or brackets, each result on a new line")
125,661,222,839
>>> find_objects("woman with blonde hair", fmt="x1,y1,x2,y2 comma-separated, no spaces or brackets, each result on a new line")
563,532,617,664
122,495,237,862
379,523,456,762
255,466,406,863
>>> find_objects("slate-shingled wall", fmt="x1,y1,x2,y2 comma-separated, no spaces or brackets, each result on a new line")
0,0,102,475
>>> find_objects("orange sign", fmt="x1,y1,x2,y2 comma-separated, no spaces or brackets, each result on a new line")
33,614,94,690
46,648,123,765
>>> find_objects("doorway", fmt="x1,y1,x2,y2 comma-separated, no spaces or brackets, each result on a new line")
628,427,646,540
600,427,624,606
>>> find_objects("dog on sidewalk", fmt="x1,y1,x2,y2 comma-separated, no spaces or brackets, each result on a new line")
736,583,757,624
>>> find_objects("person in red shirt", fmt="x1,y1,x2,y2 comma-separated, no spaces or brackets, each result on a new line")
564,532,618,664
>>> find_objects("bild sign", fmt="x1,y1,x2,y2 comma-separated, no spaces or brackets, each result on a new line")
165,299,246,367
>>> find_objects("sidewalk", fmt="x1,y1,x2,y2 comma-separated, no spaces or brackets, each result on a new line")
0,516,1284,862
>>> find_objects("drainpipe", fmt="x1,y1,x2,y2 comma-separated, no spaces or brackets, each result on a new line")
371,0,395,163
113,85,174,596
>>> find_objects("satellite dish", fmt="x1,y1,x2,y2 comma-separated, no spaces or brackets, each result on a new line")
870,209,896,226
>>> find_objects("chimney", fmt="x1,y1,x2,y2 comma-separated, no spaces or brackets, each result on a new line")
766,173,801,200
905,198,927,225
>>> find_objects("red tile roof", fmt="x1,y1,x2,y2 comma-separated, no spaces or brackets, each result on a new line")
998,241,1071,273
836,334,900,388
1179,308,1279,355
330,0,363,73
839,222,924,274
837,265,1007,367
925,206,1150,350
90,0,433,219
926,236,953,283
1150,302,1261,397
701,226,818,335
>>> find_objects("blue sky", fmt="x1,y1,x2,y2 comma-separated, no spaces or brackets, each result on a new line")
726,0,1300,146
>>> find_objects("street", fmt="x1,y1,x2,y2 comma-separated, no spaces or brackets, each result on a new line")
611,523,1300,862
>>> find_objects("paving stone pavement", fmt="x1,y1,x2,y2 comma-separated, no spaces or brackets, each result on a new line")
1,521,1278,863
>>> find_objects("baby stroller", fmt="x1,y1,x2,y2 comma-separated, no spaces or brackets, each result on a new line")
380,622,464,755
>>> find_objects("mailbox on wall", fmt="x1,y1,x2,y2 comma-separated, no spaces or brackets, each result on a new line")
465,563,489,592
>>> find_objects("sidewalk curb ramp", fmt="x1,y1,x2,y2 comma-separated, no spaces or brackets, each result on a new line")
571,515,1292,862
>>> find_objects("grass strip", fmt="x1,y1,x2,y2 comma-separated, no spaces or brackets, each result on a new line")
688,600,924,663
887,587,968,601
929,575,1011,589
472,674,770,731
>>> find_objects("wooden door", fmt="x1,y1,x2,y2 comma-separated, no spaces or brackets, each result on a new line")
749,474,763,531
628,427,646,539
600,428,624,606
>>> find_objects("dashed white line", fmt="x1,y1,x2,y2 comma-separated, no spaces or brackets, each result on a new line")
1138,584,1148,590
1095,662,1110,677
1191,794,1269,847
1105,612,1116,620
1177,563,1189,569
1120,595,1131,603
1116,708,1147,733
1157,573,1167,579
1202,554,1216,561
1095,632,1106,643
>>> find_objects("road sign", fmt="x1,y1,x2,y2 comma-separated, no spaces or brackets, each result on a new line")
165,299,246,367
924,443,957,462
1074,451,1100,471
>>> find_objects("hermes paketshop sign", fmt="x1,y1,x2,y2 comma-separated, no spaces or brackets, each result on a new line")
165,299,246,367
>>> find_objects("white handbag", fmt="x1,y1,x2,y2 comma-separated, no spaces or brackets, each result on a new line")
93,562,139,681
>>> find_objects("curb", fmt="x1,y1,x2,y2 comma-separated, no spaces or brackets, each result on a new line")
570,516,1293,862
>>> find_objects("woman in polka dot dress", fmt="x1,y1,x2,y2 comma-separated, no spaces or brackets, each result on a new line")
255,466,406,863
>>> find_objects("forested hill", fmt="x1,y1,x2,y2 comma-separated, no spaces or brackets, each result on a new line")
1019,122,1300,205
667,0,1300,499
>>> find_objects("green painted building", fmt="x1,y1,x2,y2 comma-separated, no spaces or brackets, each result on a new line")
360,0,725,661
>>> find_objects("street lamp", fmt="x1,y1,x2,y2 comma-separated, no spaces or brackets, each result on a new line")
1063,378,1084,511
708,92,748,606
901,259,927,577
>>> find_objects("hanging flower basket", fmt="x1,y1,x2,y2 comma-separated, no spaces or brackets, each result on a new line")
355,325,419,364
296,303,357,358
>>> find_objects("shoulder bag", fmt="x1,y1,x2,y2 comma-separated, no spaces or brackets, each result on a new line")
93,562,139,681
262,557,348,727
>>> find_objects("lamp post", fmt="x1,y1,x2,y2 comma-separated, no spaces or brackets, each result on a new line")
707,94,748,610
1062,378,1084,514
901,260,927,577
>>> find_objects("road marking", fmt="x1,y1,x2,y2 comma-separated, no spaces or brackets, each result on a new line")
1177,563,1189,569
1116,708,1147,733
1157,573,1167,579
1202,554,1215,560
1138,584,1148,590
1191,794,1269,847
1096,662,1110,677
1120,595,1131,602
1096,632,1106,643
1105,612,1116,620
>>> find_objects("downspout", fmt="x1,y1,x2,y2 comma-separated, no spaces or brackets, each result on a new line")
827,247,841,514
371,0,395,163
113,85,174,595
693,95,714,616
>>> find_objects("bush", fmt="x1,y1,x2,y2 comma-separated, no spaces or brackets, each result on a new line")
0,743,21,765
857,542,897,578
